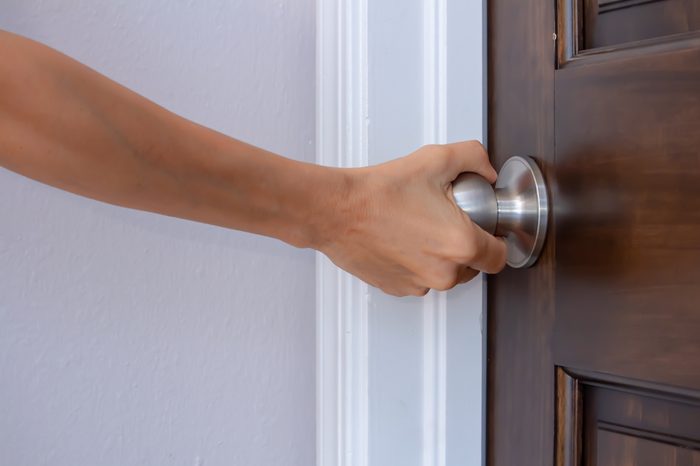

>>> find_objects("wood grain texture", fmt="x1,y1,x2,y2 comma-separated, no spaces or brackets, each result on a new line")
553,41,700,389
561,369,700,465
582,0,700,50
596,430,700,466
556,369,583,466
486,0,555,465
489,1,700,465
558,0,700,66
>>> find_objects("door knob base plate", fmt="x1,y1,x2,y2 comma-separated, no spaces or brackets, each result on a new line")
495,156,549,268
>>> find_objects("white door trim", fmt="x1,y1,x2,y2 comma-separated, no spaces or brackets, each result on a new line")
317,1,485,465
316,1,369,465
421,1,449,464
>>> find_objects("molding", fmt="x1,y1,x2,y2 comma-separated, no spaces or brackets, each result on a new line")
423,0,448,145
317,1,480,465
421,291,448,466
316,0,369,466
421,0,448,465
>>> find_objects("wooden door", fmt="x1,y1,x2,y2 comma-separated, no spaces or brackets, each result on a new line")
487,1,700,465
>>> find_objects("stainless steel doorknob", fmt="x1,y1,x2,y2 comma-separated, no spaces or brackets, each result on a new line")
452,156,548,268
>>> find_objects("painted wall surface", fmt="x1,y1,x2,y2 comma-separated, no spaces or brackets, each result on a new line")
0,2,315,465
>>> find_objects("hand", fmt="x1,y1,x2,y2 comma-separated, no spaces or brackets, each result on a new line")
318,141,507,297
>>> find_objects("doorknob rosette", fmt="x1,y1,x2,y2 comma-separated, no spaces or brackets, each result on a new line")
452,156,548,269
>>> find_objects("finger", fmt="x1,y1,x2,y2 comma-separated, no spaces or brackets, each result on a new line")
412,287,431,297
457,266,479,284
465,222,507,274
443,141,497,183
389,286,429,298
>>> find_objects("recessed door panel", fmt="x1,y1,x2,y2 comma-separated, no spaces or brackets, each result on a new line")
582,0,700,50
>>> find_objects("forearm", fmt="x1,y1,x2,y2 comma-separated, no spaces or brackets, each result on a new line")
0,30,344,248
0,31,505,297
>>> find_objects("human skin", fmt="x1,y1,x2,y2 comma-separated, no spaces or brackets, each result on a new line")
0,30,506,297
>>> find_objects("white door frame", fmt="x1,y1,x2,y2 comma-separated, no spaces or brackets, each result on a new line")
316,1,486,465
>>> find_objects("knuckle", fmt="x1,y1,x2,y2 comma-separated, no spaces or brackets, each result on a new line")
427,144,453,162
471,142,488,162
381,286,404,297
379,282,425,298
413,144,450,174
459,239,478,263
466,139,483,149
420,144,446,157
448,227,478,263
434,279,458,292
468,139,485,150
427,264,460,291
406,286,430,297
459,269,478,284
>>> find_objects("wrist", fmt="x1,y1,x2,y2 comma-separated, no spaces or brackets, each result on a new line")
291,164,367,252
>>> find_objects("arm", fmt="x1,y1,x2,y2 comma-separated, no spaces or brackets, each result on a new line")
0,30,505,297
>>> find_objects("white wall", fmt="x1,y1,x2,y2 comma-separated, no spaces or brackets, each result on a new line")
0,2,315,465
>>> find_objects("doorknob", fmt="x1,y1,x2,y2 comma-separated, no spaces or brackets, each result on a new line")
452,156,548,268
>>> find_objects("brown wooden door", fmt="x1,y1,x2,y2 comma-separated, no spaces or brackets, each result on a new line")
487,1,700,466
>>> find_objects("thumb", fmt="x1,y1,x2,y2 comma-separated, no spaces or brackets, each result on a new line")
443,141,497,183
462,221,507,274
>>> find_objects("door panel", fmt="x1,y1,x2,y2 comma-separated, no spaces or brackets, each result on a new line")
558,368,700,465
488,1,700,465
554,41,700,387
581,0,700,50
596,431,700,466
